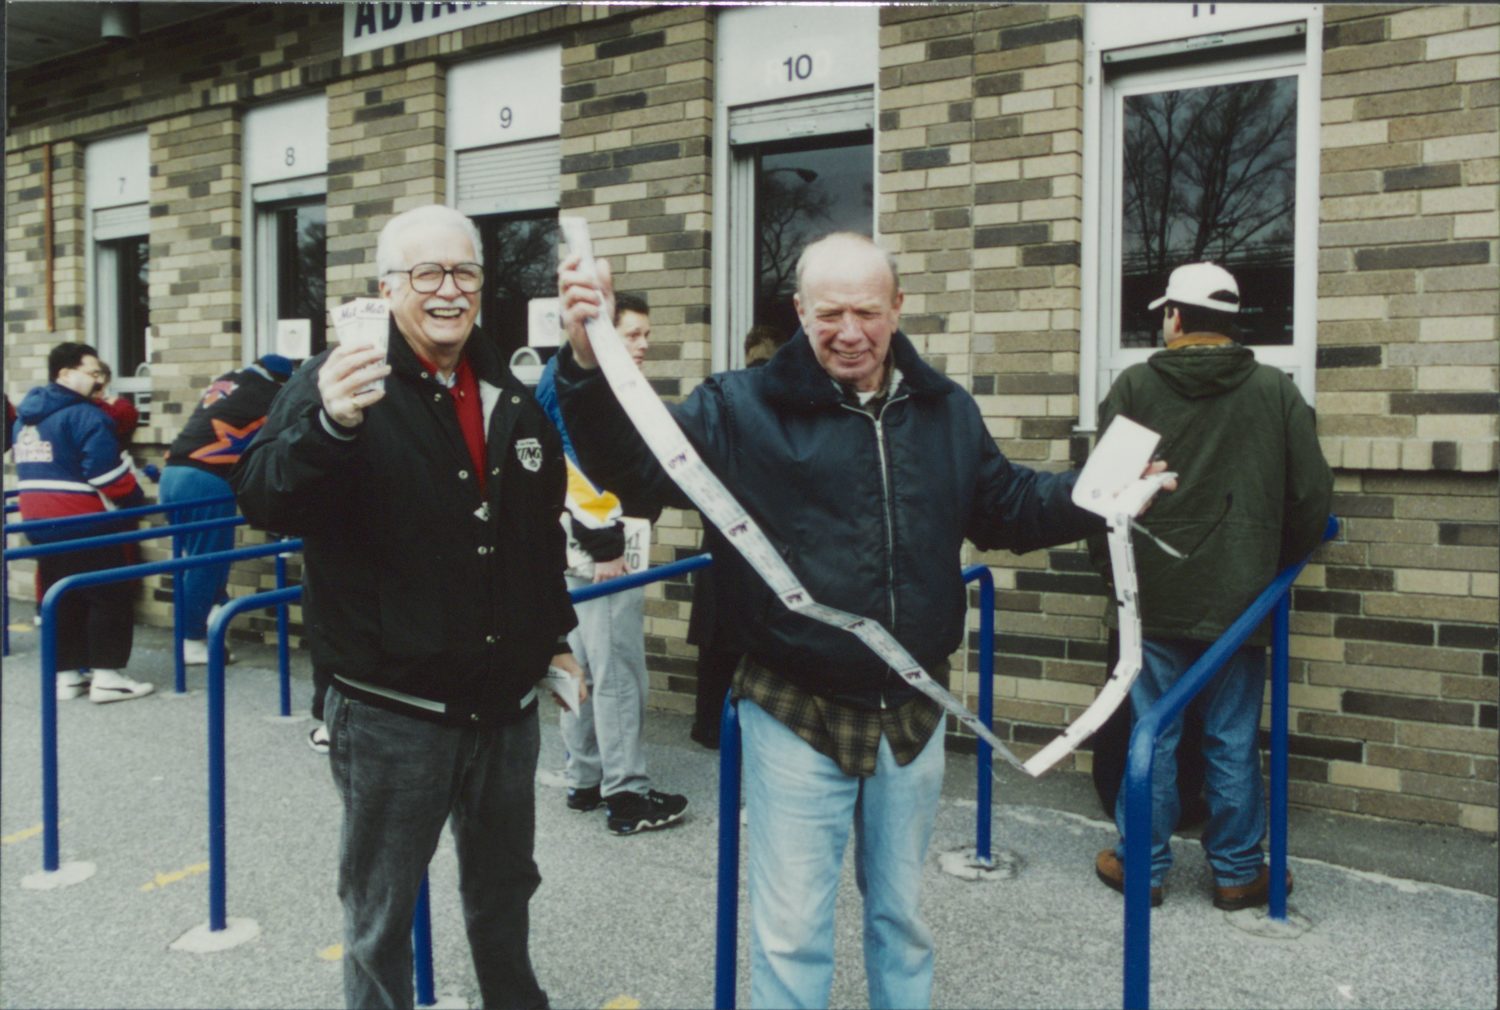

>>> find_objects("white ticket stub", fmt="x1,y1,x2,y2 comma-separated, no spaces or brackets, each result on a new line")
561,216,1030,773
333,297,391,395
540,665,582,715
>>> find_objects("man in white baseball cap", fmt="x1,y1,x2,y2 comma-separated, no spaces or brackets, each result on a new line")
1090,260,1331,910
1147,261,1241,315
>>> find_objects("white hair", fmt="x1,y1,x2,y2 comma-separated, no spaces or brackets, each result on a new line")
375,204,484,282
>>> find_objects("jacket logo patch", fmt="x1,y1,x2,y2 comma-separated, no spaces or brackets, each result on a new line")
515,437,543,473
13,427,52,463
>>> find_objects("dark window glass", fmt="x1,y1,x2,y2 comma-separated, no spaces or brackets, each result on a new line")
1119,75,1297,348
107,236,150,379
275,202,328,355
475,211,559,361
754,137,874,339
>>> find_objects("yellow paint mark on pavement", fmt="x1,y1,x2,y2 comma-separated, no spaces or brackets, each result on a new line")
139,861,210,892
2,824,44,845
601,997,641,1009
318,944,344,962
2,821,67,845
7,623,33,634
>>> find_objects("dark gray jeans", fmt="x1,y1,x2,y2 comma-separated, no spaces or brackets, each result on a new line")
326,686,548,1010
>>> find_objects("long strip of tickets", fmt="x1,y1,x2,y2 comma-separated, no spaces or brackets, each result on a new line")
559,217,1172,779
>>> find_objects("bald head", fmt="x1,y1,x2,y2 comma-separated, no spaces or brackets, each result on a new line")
795,232,901,305
793,233,904,393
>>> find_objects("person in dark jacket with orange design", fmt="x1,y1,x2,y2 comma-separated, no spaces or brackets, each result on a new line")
160,354,295,665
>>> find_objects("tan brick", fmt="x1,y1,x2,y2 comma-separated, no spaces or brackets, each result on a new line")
1456,52,1500,82
1390,5,1470,38
1329,760,1402,791
1427,25,1500,59
1367,743,1473,777
1396,723,1498,754
1459,805,1500,833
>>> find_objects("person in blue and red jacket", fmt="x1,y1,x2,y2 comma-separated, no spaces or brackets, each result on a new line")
12,342,155,703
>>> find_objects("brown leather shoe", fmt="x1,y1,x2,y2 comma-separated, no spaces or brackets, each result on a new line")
1214,866,1294,911
1095,849,1163,907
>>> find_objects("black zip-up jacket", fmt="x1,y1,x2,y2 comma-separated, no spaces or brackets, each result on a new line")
231,323,576,726
556,328,1101,706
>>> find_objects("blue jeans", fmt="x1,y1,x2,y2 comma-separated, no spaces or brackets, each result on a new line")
739,698,944,1010
1113,637,1268,888
326,687,548,1009
158,465,236,639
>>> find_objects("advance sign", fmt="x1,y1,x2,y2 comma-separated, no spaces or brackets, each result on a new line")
560,217,1169,778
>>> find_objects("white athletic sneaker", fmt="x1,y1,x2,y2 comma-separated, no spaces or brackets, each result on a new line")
56,671,92,701
88,669,155,704
183,638,236,666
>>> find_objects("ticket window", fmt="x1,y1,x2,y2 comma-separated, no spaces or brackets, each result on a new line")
747,137,874,343
86,133,152,412
1081,5,1322,422
256,198,328,356
448,46,562,360
713,5,879,370
244,95,329,361
475,210,559,360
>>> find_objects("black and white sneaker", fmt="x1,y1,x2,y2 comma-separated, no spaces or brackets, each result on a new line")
308,724,330,755
566,785,605,812
606,789,688,835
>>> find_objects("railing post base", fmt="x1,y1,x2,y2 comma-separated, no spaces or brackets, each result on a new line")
1224,905,1312,940
20,861,96,891
169,917,262,953
937,846,1022,882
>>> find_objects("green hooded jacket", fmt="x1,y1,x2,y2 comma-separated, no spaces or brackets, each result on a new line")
1089,338,1333,644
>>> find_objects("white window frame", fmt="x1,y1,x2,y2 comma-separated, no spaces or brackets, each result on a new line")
711,5,879,372
1079,4,1322,430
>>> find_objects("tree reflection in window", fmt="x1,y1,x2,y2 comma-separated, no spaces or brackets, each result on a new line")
755,139,873,339
1120,76,1297,348
276,203,327,355
477,212,559,360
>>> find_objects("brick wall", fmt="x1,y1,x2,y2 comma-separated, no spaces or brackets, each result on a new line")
3,3,1494,831
560,6,715,714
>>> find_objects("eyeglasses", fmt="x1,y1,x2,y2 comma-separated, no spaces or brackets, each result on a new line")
389,262,484,294
71,366,105,380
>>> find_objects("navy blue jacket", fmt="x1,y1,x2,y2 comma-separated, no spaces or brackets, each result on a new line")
556,329,1101,705
13,383,144,541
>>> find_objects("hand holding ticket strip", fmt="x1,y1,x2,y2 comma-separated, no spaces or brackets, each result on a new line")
332,298,391,395
559,216,1172,780
541,666,582,714
1021,415,1175,777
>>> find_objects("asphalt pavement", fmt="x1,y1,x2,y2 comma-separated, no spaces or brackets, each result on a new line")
1,605,1495,1009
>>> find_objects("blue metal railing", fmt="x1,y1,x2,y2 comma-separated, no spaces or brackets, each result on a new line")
34,539,301,875
713,563,1001,1009
2,493,238,657
1121,515,1339,1009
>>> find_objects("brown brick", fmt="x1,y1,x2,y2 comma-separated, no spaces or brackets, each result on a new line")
1354,85,1464,121
1367,743,1473,777
1355,791,1463,826
1383,163,1463,192
1297,712,1396,743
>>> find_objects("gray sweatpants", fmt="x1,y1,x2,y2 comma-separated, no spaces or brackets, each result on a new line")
560,575,650,798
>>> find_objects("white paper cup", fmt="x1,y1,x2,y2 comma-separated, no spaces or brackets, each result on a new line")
333,299,391,395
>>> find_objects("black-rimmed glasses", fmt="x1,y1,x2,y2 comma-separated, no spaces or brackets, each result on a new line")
389,262,484,294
